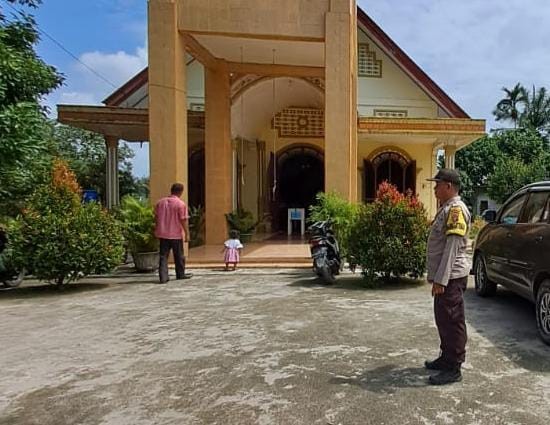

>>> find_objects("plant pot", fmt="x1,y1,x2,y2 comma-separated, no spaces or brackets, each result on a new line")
133,251,159,272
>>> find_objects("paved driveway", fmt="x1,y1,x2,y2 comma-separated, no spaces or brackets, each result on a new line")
1,270,549,425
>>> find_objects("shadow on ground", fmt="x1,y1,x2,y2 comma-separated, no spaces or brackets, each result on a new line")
465,287,550,372
0,282,112,300
329,365,430,394
288,274,426,291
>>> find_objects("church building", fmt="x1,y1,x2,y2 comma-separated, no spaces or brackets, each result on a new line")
58,0,485,244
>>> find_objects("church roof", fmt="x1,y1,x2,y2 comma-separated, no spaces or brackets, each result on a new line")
104,6,469,118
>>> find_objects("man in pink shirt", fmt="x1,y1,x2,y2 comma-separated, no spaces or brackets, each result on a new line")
154,183,192,283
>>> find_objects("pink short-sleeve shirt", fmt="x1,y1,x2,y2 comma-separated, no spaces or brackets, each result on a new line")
154,195,189,240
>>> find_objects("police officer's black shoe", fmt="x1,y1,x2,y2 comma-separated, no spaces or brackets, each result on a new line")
428,368,462,385
424,357,450,371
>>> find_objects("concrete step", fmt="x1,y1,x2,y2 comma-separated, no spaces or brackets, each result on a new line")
186,262,312,269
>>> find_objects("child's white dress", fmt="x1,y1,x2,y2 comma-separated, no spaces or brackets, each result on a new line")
224,238,243,263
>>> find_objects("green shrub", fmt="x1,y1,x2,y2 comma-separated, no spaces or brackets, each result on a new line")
10,160,124,285
118,196,159,254
349,182,429,283
225,208,257,234
308,191,360,260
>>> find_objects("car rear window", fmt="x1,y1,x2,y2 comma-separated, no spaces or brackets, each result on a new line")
521,192,550,223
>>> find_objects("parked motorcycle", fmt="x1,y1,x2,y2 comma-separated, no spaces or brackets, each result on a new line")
0,227,24,288
308,220,341,284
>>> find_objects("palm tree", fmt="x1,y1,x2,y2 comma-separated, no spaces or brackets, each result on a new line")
519,85,550,131
493,83,527,128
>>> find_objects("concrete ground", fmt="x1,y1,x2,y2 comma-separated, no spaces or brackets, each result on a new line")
1,270,549,425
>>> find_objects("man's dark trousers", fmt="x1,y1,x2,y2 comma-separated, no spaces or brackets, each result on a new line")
434,276,468,368
159,238,185,283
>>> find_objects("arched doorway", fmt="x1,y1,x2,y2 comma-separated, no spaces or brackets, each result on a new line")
269,145,324,232
363,150,416,202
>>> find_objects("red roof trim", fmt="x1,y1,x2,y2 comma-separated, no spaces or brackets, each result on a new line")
357,7,469,119
103,67,149,106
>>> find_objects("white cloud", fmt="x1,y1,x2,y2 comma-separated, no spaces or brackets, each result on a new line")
47,45,147,111
360,0,550,129
78,46,147,90
57,91,98,105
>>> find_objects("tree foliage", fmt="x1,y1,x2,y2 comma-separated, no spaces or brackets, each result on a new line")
487,157,548,204
493,83,550,134
519,86,550,132
0,0,63,215
457,128,549,208
53,124,144,202
493,83,526,128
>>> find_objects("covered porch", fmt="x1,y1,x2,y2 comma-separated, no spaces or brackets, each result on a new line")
56,103,314,268
358,116,486,216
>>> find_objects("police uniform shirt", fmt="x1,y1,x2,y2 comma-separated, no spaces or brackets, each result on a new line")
427,196,471,286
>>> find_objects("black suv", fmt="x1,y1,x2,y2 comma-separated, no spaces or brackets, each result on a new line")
473,181,550,345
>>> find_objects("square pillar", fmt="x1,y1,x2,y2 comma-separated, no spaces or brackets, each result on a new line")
324,0,358,202
105,136,119,209
205,60,232,244
148,0,188,203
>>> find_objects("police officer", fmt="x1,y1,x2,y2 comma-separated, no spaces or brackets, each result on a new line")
425,169,471,385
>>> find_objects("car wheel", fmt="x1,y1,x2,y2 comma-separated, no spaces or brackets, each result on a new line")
536,280,550,346
474,254,497,297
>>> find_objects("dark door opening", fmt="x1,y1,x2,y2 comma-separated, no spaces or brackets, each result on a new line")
270,147,324,232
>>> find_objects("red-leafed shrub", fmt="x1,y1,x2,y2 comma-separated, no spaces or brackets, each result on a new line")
9,160,124,285
349,182,429,282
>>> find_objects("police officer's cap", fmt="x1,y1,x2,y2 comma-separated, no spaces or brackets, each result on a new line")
427,168,461,186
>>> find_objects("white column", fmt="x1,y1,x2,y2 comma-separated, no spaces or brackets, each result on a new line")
105,136,119,209
444,146,457,169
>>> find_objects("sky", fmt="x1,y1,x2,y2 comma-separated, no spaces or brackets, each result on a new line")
8,0,550,177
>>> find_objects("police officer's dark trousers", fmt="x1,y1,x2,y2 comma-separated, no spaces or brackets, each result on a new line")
159,238,185,283
434,276,468,368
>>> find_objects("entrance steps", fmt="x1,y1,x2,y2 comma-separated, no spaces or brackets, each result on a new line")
187,240,312,268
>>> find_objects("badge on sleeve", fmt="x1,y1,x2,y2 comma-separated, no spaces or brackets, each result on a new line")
446,206,467,236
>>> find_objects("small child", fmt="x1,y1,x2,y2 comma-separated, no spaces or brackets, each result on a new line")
223,230,244,271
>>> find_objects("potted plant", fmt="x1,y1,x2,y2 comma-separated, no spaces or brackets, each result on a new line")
189,205,205,248
118,196,159,272
225,208,257,243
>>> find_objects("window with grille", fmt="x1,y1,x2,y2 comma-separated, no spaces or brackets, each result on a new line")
358,43,382,77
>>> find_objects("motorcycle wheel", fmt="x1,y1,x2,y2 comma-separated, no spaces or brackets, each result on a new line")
320,265,336,285
2,269,24,288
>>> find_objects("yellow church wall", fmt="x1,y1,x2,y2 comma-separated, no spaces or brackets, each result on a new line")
357,141,438,217
357,29,438,119
259,128,324,156
177,0,329,40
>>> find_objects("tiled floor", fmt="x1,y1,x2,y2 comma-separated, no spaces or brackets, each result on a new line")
188,234,311,268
